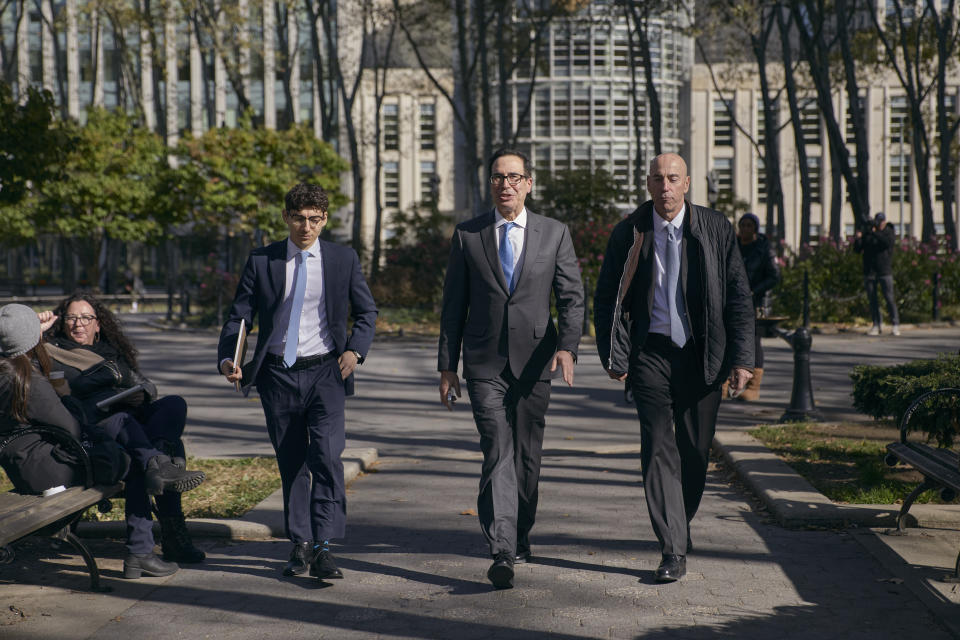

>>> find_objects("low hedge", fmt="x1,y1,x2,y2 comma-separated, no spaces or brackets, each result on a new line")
850,354,960,446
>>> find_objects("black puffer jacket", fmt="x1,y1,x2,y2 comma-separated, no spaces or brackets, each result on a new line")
738,233,780,309
593,200,755,385
0,365,83,493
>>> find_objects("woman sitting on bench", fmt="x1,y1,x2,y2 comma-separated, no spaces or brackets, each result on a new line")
43,292,207,570
0,303,204,579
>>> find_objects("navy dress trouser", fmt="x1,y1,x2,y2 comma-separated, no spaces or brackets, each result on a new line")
257,358,347,543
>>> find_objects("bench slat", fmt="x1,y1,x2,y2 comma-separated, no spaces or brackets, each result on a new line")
887,442,960,491
0,484,122,546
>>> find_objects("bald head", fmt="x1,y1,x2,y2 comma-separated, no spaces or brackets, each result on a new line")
646,153,690,220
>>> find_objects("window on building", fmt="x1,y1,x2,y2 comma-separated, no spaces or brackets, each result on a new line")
890,96,908,144
515,85,531,138
572,32,589,76
383,161,399,208
712,157,734,199
383,103,399,151
573,144,590,170
553,88,570,136
612,88,630,136
757,99,767,148
756,158,767,205
593,24,610,74
846,92,865,144
613,26,629,71
535,88,550,137
420,161,437,203
809,223,822,239
573,86,590,136
890,153,911,203
553,29,570,76
844,224,856,238
807,156,822,202
419,103,435,150
713,98,734,147
799,99,821,146
593,86,609,135
613,144,630,186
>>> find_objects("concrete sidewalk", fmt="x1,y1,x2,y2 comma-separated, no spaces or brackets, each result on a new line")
2,319,960,638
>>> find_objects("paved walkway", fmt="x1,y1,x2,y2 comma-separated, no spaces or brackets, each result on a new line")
2,317,960,638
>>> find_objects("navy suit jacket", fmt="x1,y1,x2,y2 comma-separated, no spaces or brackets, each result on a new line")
217,238,378,396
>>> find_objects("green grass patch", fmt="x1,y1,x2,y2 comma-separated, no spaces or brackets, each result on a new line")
750,422,955,505
0,457,281,520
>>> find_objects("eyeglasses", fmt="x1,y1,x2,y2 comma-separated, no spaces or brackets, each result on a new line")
490,173,527,187
288,214,327,227
64,314,97,326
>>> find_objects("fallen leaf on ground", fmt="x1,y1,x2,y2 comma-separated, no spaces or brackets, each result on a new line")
460,508,477,516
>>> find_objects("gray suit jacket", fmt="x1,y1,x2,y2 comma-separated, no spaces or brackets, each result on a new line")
437,209,585,381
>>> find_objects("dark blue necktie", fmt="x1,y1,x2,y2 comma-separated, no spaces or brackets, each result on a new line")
283,251,308,366
499,222,517,293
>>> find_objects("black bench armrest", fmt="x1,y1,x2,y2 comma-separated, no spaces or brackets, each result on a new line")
0,425,94,489
898,388,960,446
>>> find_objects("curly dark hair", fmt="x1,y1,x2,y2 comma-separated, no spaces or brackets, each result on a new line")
48,292,139,368
284,183,329,213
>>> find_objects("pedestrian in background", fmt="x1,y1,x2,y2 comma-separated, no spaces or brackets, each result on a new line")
733,213,780,401
853,212,900,336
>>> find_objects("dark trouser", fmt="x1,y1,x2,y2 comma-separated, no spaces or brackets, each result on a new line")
467,370,550,557
865,274,899,327
99,396,187,555
257,358,346,544
628,334,721,556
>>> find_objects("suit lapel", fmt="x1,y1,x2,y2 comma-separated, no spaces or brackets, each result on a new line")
480,211,510,294
513,211,542,292
268,241,287,304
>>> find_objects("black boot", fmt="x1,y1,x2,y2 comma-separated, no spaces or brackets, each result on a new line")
145,455,205,496
159,515,205,563
123,552,179,579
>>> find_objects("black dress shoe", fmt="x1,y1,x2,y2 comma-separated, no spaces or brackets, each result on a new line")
123,552,179,579
282,541,314,576
654,554,686,583
310,549,344,580
487,552,514,589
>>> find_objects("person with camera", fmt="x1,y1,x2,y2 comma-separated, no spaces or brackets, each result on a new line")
42,293,207,575
853,212,900,336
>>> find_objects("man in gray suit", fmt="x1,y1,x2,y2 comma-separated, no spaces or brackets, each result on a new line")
438,148,584,589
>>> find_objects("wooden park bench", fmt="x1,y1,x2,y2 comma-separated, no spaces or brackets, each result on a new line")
0,425,122,592
884,387,960,582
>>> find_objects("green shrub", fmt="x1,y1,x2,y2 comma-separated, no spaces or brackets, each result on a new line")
771,234,960,325
850,354,960,446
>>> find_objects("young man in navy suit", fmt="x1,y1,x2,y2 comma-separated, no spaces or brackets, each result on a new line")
218,183,377,581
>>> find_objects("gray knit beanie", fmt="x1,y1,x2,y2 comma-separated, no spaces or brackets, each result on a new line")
0,304,41,358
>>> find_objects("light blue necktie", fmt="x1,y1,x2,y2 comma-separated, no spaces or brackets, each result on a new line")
283,250,309,367
666,225,688,347
499,222,517,293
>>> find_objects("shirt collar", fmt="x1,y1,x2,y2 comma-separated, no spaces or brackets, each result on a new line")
495,208,527,229
655,204,685,235
286,237,320,259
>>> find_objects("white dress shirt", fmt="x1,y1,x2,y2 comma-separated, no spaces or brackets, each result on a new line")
495,208,527,281
267,238,335,358
649,205,689,339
